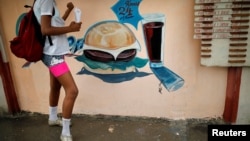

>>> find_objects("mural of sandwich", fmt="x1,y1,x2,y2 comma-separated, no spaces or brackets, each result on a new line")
76,21,148,74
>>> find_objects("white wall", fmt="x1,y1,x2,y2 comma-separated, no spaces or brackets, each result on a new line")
237,67,250,124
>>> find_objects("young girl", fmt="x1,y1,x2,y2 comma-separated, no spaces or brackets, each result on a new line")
34,0,82,140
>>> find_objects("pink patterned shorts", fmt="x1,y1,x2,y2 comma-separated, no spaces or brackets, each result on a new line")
42,54,69,77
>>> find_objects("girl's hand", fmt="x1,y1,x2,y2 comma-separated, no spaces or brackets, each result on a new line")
69,21,82,32
67,2,74,10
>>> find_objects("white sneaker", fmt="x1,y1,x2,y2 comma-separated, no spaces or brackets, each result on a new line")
48,118,72,126
60,134,73,141
48,118,62,126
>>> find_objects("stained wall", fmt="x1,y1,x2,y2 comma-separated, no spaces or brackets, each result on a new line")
0,0,234,120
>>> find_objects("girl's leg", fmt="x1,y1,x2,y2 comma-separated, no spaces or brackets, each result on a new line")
44,54,78,139
48,72,61,122
49,72,61,107
56,70,78,138
57,71,78,119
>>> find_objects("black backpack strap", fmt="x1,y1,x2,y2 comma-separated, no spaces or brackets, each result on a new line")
48,36,53,45
32,0,36,7
47,6,54,46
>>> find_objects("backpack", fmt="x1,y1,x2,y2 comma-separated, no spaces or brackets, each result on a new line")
10,1,53,62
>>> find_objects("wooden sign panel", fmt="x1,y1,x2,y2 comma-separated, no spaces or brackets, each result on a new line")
194,0,250,66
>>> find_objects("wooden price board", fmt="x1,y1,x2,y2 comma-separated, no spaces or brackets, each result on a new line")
194,0,250,66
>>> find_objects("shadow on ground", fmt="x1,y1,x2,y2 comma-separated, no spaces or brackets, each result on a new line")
0,111,225,141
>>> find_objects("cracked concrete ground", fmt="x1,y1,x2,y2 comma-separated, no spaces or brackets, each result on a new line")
0,112,224,141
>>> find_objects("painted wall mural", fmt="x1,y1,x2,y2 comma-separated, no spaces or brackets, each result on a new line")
16,0,185,92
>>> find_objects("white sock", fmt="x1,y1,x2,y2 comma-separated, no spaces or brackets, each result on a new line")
49,106,58,121
62,118,71,136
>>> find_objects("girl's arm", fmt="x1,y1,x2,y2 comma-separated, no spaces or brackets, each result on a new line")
40,16,81,36
40,2,81,36
62,2,74,21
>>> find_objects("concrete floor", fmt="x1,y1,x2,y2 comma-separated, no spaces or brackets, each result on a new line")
0,112,224,141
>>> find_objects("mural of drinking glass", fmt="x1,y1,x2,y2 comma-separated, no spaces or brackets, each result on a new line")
141,13,165,68
141,13,184,92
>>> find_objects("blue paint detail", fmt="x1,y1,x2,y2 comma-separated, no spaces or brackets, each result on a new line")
77,67,152,83
75,55,149,83
74,38,84,52
68,36,76,47
16,13,26,35
75,55,148,71
111,0,143,29
69,37,84,54
150,67,185,92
